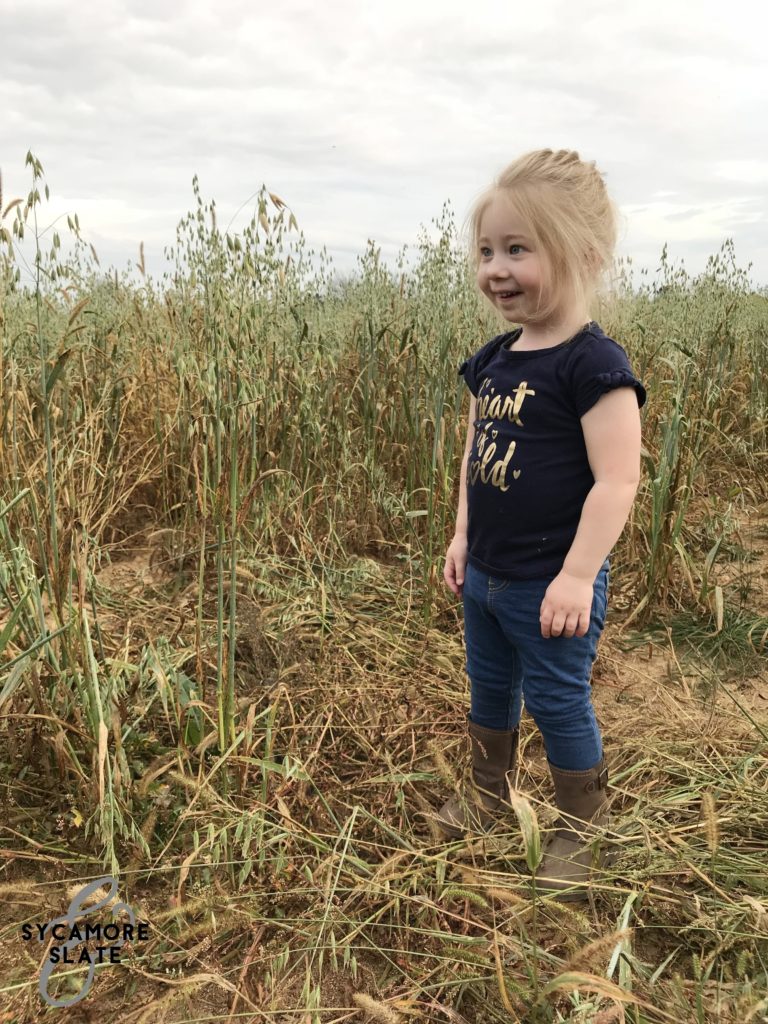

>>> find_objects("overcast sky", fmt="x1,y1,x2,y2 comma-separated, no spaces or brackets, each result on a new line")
2,0,766,294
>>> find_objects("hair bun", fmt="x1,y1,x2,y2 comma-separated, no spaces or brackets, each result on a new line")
552,149,580,166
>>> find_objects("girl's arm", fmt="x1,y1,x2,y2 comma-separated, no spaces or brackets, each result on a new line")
562,388,642,580
454,394,478,538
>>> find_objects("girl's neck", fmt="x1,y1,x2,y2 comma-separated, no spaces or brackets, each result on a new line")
516,311,593,349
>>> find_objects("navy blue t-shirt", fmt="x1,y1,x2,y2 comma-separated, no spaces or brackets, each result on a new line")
457,320,647,580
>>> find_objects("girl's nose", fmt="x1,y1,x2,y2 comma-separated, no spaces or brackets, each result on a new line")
488,262,512,280
486,255,509,274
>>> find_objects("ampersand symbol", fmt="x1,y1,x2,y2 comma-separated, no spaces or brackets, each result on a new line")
38,875,135,1008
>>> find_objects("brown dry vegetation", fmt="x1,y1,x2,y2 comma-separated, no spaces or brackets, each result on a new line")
0,156,766,1023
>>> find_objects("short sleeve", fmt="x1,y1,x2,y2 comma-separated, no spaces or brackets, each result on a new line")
458,333,509,398
571,336,647,418
457,356,477,396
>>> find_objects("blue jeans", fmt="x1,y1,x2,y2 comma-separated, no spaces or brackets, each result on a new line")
462,558,610,771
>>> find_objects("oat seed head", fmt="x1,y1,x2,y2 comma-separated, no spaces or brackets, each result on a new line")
701,790,720,853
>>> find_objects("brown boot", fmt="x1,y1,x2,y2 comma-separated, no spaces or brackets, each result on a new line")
436,713,519,839
536,757,610,901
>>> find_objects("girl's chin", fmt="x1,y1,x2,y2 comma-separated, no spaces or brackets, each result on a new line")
496,298,526,317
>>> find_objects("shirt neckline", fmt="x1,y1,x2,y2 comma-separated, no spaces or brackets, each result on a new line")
501,320,598,357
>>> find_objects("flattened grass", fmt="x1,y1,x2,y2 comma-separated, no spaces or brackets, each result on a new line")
1,160,767,1021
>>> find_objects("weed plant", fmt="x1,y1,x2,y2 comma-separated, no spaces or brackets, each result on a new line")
0,153,767,1022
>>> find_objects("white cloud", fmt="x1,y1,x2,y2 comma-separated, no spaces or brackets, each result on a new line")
714,161,768,186
2,0,766,291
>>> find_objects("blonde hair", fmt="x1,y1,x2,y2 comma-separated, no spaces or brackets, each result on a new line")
462,148,622,325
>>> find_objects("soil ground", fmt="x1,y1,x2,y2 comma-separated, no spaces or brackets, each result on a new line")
1,503,766,1023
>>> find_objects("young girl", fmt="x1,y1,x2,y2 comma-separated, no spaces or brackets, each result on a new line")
439,149,647,902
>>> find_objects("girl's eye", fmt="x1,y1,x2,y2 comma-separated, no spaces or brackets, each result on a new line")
480,244,524,257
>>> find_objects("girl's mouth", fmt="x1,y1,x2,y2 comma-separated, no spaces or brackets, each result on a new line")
498,291,521,303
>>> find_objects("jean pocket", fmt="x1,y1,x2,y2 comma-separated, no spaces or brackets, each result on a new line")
488,575,511,593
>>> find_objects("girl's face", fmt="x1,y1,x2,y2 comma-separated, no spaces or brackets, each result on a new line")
476,194,555,325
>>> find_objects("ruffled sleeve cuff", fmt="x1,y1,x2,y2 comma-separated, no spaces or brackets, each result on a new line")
577,369,647,418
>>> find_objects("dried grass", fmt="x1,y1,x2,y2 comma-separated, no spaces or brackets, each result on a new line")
0,162,766,1023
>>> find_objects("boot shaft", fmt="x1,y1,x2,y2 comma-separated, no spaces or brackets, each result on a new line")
547,757,609,837
435,713,519,838
468,714,519,801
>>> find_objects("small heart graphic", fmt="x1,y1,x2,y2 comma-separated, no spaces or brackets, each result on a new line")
513,470,521,479
492,430,498,439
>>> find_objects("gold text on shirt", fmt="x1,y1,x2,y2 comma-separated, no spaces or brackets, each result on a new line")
468,377,532,492
477,381,536,426
468,434,520,491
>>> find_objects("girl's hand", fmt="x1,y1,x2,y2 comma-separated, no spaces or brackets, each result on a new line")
540,570,594,638
444,534,468,598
